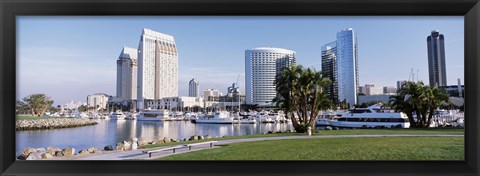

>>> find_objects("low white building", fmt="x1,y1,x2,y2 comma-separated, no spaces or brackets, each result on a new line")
64,100,85,110
87,93,110,110
143,96,204,111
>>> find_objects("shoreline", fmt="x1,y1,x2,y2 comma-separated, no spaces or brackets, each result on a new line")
16,118,98,131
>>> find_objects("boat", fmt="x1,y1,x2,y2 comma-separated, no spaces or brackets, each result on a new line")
195,111,235,124
316,110,345,126
328,104,410,128
137,109,170,121
125,112,138,120
110,110,126,120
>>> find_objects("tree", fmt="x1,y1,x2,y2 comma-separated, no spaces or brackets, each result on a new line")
78,105,88,112
275,64,332,133
22,94,54,117
389,81,449,128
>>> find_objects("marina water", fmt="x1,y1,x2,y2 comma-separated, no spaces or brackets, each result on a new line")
16,120,295,154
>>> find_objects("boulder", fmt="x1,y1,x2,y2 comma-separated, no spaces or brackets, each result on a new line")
163,137,171,143
47,147,61,155
78,149,89,155
325,126,333,130
93,150,103,154
17,155,28,160
22,147,37,156
189,135,199,141
131,137,138,142
36,148,47,153
170,138,176,142
116,142,124,151
199,136,205,140
87,147,97,153
123,141,131,150
55,151,64,157
25,152,42,160
104,145,114,151
204,135,212,139
138,139,147,146
61,148,75,156
131,142,138,150
41,153,53,159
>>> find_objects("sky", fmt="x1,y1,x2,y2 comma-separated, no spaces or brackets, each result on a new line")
17,16,464,106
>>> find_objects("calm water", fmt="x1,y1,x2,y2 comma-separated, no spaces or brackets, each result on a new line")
16,120,295,153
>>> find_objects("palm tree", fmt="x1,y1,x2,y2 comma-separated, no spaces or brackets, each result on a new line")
275,64,332,133
389,81,449,128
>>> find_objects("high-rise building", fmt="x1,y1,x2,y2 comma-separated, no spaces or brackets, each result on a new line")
116,46,138,100
87,93,110,110
335,28,359,108
321,41,338,103
189,78,199,97
137,28,178,109
204,89,221,101
383,86,397,94
427,30,447,87
245,47,296,106
397,80,407,90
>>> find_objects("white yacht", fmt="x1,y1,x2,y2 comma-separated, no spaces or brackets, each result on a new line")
137,109,170,121
110,110,126,120
316,111,345,126
329,104,410,128
195,111,235,124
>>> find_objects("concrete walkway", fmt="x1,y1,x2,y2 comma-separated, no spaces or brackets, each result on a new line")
75,134,464,160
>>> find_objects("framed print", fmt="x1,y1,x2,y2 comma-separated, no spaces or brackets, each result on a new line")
1,0,479,176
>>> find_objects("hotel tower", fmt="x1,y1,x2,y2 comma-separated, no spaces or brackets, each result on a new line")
427,30,447,87
116,46,138,101
137,28,178,109
245,47,296,106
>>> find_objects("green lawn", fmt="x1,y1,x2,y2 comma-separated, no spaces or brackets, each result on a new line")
159,136,464,160
140,127,463,149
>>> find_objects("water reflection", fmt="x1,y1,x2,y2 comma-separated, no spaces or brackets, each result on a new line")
16,120,295,153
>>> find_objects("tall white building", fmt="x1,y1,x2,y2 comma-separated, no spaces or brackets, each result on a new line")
189,78,199,97
87,93,110,110
116,46,138,100
245,47,296,106
137,28,178,109
336,28,359,108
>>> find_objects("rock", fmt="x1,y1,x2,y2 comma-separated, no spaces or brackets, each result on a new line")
87,147,97,153
17,155,28,160
204,135,212,139
61,148,75,156
36,148,47,153
199,136,205,140
131,141,138,150
123,141,131,150
104,145,114,151
286,130,291,133
170,138,176,142
175,139,181,142
189,136,199,141
116,142,124,151
47,147,61,155
138,139,147,146
163,137,171,143
55,151,64,157
26,152,42,160
41,153,53,159
222,135,227,138
78,149,89,155
325,126,333,130
131,137,138,142
22,147,37,156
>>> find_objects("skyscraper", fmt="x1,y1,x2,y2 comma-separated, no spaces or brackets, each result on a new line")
137,28,178,109
427,30,447,87
116,46,137,100
189,78,199,97
335,28,359,108
245,47,296,106
321,41,338,104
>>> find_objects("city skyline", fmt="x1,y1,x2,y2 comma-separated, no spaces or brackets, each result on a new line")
17,16,464,105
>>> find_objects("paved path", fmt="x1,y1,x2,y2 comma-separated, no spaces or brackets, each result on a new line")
76,134,464,160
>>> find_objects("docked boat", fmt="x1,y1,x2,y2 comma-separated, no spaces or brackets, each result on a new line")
195,111,235,124
328,104,410,128
110,110,126,120
316,111,345,126
137,109,170,121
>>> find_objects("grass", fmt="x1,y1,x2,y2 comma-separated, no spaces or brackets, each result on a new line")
140,127,463,149
158,136,464,160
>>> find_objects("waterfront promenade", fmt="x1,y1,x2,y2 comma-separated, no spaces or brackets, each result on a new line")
75,134,464,160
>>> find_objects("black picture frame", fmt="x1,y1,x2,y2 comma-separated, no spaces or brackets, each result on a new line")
1,0,479,176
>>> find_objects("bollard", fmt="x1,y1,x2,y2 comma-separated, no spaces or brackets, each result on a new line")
307,127,312,136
